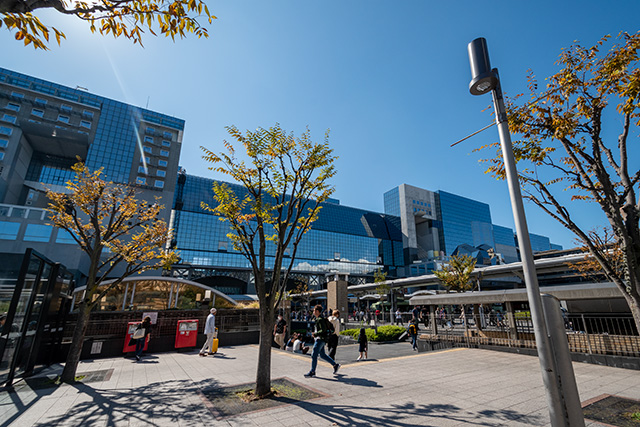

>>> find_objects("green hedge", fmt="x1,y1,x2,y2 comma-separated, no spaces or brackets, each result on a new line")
340,325,406,342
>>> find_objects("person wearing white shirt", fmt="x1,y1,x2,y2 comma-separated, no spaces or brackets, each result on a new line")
327,309,341,360
199,308,217,356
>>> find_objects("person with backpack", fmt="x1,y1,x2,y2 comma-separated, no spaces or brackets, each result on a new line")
304,305,340,378
408,318,419,351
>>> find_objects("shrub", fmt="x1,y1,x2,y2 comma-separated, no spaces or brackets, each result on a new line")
339,325,406,342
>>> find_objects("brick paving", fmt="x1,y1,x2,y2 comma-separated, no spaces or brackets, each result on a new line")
1,343,639,426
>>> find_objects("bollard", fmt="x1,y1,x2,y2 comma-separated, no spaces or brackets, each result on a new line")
541,294,585,426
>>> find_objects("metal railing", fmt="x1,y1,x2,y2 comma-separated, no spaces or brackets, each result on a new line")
416,311,640,358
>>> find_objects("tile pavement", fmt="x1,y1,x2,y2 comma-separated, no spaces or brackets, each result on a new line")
1,343,639,426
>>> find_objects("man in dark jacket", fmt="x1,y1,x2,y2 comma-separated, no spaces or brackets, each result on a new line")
304,305,340,378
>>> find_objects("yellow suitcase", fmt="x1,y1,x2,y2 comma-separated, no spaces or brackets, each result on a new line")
210,338,218,354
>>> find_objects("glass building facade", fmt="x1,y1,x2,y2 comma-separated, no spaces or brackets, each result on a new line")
171,174,404,281
0,68,184,185
384,184,562,274
436,191,493,256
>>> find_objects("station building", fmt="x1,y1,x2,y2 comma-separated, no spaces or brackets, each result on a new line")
0,67,562,301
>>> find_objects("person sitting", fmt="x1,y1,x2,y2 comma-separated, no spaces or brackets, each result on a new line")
285,333,296,351
293,333,309,354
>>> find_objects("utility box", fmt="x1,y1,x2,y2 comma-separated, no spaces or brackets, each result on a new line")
175,319,199,349
123,322,148,353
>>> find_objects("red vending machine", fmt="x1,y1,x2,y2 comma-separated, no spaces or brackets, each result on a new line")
175,319,199,349
123,322,148,353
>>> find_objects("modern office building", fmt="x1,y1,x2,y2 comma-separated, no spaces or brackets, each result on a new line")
383,184,562,273
0,67,184,275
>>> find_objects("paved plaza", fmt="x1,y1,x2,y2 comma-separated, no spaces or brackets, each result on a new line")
2,343,640,426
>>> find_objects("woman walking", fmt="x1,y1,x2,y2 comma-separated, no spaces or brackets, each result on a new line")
134,316,152,361
357,328,368,361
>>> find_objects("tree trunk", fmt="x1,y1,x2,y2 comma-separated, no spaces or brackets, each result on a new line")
60,302,91,383
622,290,640,335
255,304,274,397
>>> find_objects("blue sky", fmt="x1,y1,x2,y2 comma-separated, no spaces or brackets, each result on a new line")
3,0,639,249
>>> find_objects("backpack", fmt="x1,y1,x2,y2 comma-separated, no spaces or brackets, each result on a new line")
319,318,334,340
408,324,417,335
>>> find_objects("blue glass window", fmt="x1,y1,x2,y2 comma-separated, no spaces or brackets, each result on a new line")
57,114,70,124
6,103,20,111
0,126,12,136
0,221,20,239
23,224,52,242
55,229,77,244
31,108,44,118
0,138,8,148
1,114,16,124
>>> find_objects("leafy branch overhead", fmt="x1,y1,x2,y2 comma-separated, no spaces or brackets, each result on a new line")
0,0,215,49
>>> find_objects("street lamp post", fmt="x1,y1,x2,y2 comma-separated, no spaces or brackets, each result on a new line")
467,37,584,426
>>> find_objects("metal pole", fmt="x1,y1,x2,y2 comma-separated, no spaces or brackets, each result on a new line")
490,78,567,424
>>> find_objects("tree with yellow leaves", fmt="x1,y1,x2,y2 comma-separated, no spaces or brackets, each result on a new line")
201,124,337,398
434,255,476,293
476,32,640,331
47,162,175,383
0,0,214,49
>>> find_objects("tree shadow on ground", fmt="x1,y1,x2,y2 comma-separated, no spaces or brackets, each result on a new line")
0,377,60,427
290,399,544,426
24,378,220,427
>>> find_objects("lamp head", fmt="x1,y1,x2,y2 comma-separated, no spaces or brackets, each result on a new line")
468,37,499,95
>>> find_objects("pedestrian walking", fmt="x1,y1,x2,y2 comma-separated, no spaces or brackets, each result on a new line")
134,316,152,361
327,309,340,360
273,313,287,349
421,306,429,328
357,327,368,360
395,309,403,325
199,308,217,356
408,318,419,351
412,305,420,322
304,305,340,378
